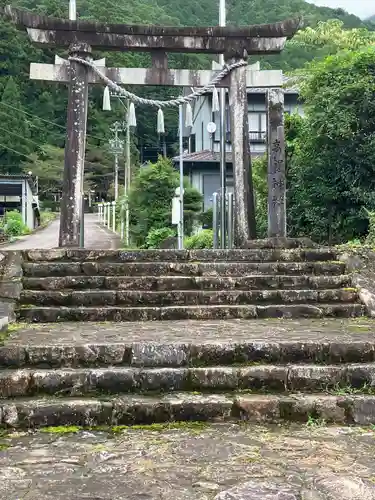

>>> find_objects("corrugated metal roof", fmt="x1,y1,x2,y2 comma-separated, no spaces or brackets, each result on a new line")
172,149,263,164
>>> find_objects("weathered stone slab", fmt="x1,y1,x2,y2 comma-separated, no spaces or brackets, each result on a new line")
239,365,287,391
19,288,359,308
234,395,281,422
23,273,353,293
313,475,375,500
21,260,347,278
288,365,345,391
131,343,189,367
1,393,375,428
215,481,299,499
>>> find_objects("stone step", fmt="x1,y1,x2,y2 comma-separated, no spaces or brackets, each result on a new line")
22,274,353,291
20,289,359,307
22,247,336,263
16,303,365,322
22,261,347,278
1,364,375,397
1,393,374,428
2,336,375,368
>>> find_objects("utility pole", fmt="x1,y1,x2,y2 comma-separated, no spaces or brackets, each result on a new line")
109,122,125,200
219,0,227,249
124,102,131,246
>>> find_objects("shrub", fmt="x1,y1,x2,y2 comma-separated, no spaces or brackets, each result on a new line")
200,208,213,229
4,210,29,237
128,156,202,247
145,227,176,249
184,229,213,249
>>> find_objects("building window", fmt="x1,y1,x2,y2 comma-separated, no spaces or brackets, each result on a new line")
249,112,267,143
190,134,196,153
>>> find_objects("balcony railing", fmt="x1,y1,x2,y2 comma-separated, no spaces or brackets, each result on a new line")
213,130,267,143
249,131,266,143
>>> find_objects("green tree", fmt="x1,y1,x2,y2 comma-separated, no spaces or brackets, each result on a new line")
287,47,375,244
0,76,32,173
129,156,202,246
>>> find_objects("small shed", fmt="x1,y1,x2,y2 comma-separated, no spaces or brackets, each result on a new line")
0,175,36,230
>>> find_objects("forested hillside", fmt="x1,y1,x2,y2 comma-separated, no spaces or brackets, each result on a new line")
0,0,371,200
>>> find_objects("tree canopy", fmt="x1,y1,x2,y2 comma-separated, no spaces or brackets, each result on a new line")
286,46,375,244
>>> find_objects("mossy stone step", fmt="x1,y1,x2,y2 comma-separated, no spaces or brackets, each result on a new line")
22,274,353,291
22,261,347,278
19,289,359,307
1,364,375,397
2,336,375,368
16,303,365,322
22,248,336,263
2,393,375,428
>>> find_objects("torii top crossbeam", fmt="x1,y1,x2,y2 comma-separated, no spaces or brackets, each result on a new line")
2,6,302,55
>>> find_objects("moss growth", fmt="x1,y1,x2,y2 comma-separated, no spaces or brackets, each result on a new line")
6,323,22,333
37,421,209,435
40,425,81,434
111,421,209,433
0,443,10,450
0,330,10,345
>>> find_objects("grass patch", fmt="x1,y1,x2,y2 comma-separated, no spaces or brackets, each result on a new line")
306,414,326,428
329,383,375,395
0,443,11,450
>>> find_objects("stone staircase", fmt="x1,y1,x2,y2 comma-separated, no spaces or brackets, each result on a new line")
16,248,365,322
1,319,375,428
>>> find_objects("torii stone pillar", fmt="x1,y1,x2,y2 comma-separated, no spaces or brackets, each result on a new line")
267,88,286,238
228,56,257,246
59,42,91,247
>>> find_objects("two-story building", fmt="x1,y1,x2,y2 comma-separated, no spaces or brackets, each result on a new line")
173,62,303,211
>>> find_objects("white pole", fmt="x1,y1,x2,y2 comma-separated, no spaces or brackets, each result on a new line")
125,102,131,246
178,104,184,250
219,0,226,249
112,201,116,232
106,202,110,228
69,0,76,20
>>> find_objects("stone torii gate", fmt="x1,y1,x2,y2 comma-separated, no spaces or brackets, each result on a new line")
2,6,301,248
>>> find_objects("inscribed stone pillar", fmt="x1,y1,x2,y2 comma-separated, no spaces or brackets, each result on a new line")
266,88,286,238
59,43,91,248
228,60,256,246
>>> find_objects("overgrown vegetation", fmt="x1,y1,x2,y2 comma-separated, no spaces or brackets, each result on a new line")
0,210,29,237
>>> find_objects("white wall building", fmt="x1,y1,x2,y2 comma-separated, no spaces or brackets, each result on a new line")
174,64,303,211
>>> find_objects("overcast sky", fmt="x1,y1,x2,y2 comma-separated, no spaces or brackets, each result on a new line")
306,0,373,18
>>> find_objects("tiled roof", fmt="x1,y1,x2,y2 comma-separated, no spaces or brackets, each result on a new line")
172,149,263,164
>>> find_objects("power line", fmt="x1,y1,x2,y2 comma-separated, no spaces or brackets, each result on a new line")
0,123,117,173
0,101,110,144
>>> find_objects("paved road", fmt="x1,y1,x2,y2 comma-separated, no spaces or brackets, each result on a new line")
1,214,121,250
